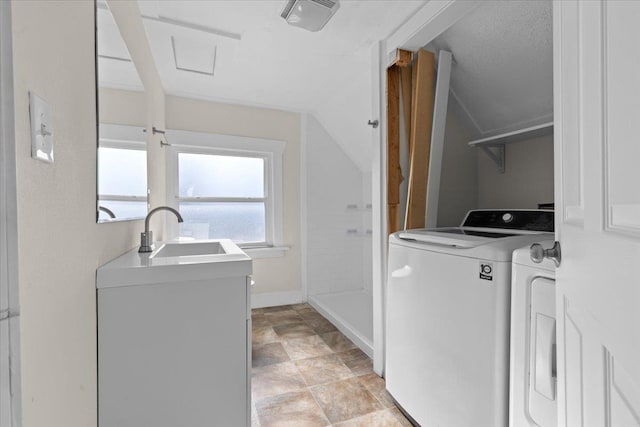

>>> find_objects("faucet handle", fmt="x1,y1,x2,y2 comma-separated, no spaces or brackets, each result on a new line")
139,230,154,253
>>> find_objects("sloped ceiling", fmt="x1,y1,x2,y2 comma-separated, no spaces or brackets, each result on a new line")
427,0,553,139
135,0,424,110
102,1,552,171
97,1,144,91
132,0,425,171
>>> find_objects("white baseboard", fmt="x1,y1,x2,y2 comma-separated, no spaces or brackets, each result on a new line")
251,290,304,309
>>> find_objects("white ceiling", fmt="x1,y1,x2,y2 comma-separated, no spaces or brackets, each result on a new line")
428,0,553,139
97,2,144,91
100,1,553,171
99,0,425,171
135,0,425,113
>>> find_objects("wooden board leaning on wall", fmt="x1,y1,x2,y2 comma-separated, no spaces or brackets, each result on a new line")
387,48,435,234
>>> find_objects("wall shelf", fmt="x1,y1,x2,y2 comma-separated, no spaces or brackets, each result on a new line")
468,122,554,173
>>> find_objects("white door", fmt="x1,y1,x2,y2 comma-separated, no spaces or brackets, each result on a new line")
555,1,640,426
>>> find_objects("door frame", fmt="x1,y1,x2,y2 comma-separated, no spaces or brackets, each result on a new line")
371,0,496,375
0,1,22,425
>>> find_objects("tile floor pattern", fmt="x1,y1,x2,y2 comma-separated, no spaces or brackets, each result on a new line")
251,304,412,427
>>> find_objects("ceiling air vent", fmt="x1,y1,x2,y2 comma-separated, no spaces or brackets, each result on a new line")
280,0,340,32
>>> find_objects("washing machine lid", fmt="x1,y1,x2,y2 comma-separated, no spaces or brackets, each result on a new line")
398,210,554,248
399,227,522,248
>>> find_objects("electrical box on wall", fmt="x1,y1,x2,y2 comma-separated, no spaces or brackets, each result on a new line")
29,92,54,163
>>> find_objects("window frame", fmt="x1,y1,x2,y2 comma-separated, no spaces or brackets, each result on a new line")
97,124,148,222
166,129,286,248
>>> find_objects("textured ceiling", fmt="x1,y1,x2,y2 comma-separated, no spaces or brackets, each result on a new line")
428,0,553,138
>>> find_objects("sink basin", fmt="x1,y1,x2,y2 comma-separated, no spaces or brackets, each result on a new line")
151,241,226,258
97,239,251,289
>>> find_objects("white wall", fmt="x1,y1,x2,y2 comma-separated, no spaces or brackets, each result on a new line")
313,63,373,172
436,108,554,226
306,115,369,295
361,171,373,294
478,134,554,209
165,95,302,295
11,2,142,425
98,88,146,126
436,109,479,226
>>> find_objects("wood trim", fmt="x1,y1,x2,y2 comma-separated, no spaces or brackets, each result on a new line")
386,66,401,234
400,65,413,156
406,49,435,229
394,49,413,68
410,60,417,159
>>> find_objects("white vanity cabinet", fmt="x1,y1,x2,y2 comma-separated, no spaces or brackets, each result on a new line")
96,240,252,427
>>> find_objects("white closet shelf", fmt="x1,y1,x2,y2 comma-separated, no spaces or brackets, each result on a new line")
468,122,554,173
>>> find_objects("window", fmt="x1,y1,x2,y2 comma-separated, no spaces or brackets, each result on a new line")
97,124,147,222
168,130,285,247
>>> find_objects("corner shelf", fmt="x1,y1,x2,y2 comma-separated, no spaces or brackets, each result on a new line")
468,122,554,173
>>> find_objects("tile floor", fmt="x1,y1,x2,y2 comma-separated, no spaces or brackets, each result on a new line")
251,304,412,427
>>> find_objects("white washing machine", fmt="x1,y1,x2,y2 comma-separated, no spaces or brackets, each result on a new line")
386,210,554,427
510,241,557,427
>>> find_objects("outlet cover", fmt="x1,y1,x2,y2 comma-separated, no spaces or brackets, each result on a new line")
29,92,54,163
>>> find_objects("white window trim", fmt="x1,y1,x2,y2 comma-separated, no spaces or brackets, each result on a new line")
97,124,148,222
99,123,147,149
165,129,286,250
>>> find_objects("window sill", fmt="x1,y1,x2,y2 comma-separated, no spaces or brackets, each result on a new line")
242,246,290,259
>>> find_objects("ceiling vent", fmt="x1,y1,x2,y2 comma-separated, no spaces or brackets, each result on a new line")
281,0,340,32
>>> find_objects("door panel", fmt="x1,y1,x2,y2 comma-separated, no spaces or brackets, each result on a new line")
558,0,584,226
604,2,640,234
556,2,640,426
605,352,640,426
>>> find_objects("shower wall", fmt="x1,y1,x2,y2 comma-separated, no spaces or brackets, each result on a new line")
305,113,373,354
305,114,371,296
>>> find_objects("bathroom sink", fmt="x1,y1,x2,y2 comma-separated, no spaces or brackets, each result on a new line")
151,241,226,258
97,239,251,289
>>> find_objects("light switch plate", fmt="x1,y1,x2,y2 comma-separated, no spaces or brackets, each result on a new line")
29,92,54,163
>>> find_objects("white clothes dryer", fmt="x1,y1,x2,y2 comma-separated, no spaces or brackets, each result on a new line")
510,241,557,427
386,210,554,427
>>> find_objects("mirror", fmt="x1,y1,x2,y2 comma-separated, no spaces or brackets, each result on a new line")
96,0,148,223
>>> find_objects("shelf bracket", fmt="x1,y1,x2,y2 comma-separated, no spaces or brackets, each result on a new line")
480,145,505,173
468,122,554,174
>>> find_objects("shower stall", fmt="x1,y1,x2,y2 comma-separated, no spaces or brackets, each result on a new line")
304,115,374,356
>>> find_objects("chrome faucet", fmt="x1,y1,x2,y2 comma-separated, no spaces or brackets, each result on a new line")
139,206,184,253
